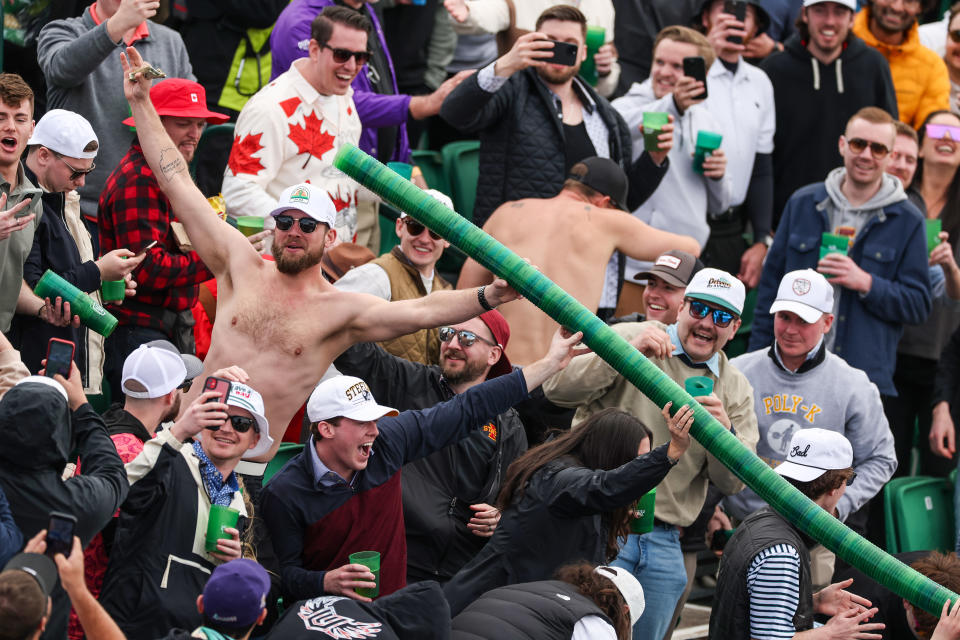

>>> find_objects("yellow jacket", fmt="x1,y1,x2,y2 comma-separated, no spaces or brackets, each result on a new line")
853,9,950,128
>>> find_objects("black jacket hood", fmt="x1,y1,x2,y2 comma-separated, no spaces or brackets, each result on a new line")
0,383,72,472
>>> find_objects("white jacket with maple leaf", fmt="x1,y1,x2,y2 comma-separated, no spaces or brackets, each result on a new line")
222,61,363,241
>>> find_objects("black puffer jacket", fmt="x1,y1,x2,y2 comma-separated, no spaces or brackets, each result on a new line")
442,446,675,616
440,68,668,227
333,342,528,583
0,382,127,640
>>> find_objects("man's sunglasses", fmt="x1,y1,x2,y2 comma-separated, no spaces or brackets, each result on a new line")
403,217,441,240
54,152,95,181
844,137,890,159
206,415,259,434
949,29,960,43
321,43,371,65
926,123,960,142
439,326,499,348
846,471,857,486
687,300,736,328
177,378,193,392
274,214,320,234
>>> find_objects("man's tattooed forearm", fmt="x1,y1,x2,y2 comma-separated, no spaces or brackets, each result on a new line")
159,147,186,181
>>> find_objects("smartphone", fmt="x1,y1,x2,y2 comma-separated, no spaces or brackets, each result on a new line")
135,240,158,257
46,511,77,558
44,338,75,379
682,56,708,100
723,0,748,45
544,40,579,67
203,376,231,404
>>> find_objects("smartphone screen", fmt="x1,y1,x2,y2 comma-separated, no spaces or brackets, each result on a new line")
682,56,708,100
723,0,747,44
46,511,76,558
45,339,75,379
545,40,579,67
135,240,159,257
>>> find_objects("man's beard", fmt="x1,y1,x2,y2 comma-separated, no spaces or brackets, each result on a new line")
275,242,324,274
161,393,182,424
440,354,489,386
537,63,580,85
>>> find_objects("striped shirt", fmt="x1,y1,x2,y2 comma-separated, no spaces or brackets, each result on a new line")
747,543,802,639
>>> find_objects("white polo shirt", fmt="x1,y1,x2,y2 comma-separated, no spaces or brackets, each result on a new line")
703,57,776,207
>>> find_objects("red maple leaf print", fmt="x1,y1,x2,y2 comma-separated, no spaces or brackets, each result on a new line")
227,132,265,176
288,112,336,168
329,191,351,212
279,96,301,118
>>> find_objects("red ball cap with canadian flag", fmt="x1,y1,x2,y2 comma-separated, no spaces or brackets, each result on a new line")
684,268,745,316
121,78,229,126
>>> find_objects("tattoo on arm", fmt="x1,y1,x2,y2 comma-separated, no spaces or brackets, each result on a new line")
511,202,524,208
158,148,187,182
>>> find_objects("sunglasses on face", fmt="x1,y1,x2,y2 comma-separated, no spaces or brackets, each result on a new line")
925,123,960,141
844,137,890,159
54,152,95,181
846,471,857,486
439,326,499,348
206,415,258,433
687,300,736,328
321,43,371,65
949,29,960,43
273,214,320,234
177,378,193,392
403,217,442,240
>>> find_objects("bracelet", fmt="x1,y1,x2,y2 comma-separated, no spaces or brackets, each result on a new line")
36,302,46,319
477,286,496,312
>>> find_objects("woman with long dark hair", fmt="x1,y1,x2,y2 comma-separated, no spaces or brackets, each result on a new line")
889,110,960,479
443,404,693,616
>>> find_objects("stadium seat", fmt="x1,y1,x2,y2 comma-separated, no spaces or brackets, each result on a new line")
441,140,480,223
411,150,449,196
263,443,304,485
884,476,955,553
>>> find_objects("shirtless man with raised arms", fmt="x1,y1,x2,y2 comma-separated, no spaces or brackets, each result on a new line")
121,47,520,465
458,157,700,365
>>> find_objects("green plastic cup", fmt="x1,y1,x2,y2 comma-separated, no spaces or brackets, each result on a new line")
819,232,849,278
101,280,125,303
643,112,669,152
205,505,240,553
693,130,723,174
386,162,413,181
630,489,656,534
236,216,265,238
349,550,380,598
579,25,606,86
927,219,943,255
685,375,714,397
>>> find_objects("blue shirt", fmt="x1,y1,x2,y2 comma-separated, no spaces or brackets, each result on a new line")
191,441,239,507
308,435,362,489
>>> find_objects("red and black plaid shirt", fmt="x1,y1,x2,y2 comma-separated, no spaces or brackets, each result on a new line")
99,143,213,331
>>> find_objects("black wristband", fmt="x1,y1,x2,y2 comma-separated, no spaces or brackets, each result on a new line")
477,286,495,311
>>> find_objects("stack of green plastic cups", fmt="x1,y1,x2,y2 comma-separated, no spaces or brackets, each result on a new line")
333,143,959,616
34,270,119,337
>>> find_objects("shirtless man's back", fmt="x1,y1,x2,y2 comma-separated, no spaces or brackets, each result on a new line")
458,166,699,364
122,48,518,463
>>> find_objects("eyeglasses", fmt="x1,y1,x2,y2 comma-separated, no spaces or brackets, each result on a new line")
54,152,95,181
949,29,960,43
439,326,499,348
844,137,890,159
273,214,320,234
846,471,857,486
403,217,441,240
925,123,960,141
320,43,371,65
177,378,193,392
207,415,259,434
687,300,736,327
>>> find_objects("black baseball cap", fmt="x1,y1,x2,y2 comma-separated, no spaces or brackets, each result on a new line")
693,0,771,35
635,250,704,286
567,157,629,211
3,553,57,598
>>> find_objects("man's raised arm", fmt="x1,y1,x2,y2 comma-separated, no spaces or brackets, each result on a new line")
121,47,255,278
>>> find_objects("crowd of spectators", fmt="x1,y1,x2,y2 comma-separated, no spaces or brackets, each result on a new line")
4,0,960,639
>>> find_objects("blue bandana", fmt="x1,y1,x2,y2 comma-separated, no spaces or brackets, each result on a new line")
192,440,240,507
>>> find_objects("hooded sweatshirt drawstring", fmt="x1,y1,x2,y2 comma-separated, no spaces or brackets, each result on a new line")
835,58,844,93
810,57,844,93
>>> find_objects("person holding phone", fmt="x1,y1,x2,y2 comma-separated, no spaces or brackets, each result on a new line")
99,373,274,639
12,108,145,396
612,25,732,315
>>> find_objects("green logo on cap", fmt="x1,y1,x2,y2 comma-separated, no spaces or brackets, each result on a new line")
290,186,310,203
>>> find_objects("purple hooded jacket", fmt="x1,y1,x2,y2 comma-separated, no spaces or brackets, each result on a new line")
270,0,412,162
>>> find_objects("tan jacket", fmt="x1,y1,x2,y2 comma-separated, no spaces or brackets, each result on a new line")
543,321,758,526
0,348,30,399
374,248,452,365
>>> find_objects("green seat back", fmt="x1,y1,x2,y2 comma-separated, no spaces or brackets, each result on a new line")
189,123,236,180
884,476,955,553
264,442,304,485
411,150,449,195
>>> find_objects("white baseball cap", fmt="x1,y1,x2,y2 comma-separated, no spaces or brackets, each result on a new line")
770,269,834,323
121,344,188,399
775,428,853,482
684,268,746,316
595,565,645,625
268,183,337,229
803,0,856,11
307,375,398,423
27,109,99,159
399,189,454,218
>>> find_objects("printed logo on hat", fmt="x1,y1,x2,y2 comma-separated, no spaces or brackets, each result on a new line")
707,277,732,289
191,93,198,103
290,186,311,203
792,278,811,296
297,597,383,634
344,380,372,403
655,255,682,270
